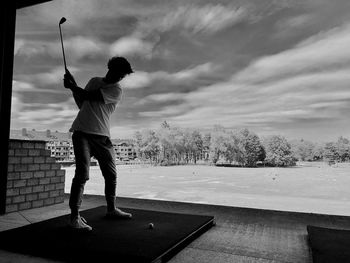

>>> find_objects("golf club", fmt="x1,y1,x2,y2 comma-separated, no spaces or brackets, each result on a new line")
58,17,67,73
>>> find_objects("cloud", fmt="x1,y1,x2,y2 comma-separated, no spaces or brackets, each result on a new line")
12,80,37,92
26,0,294,31
11,96,78,130
14,39,26,55
273,14,314,38
135,92,185,106
14,0,350,141
17,33,157,68
27,0,165,28
34,68,64,85
172,63,215,80
255,69,350,96
15,36,106,61
12,80,64,94
14,39,47,57
21,0,102,27
234,22,350,84
120,62,217,89
18,67,66,86
156,4,247,34
139,103,190,118
11,94,24,121
152,23,350,138
24,1,247,34
175,67,350,127
109,36,154,57
47,36,106,60
133,1,298,37
120,71,152,89
279,14,313,29
64,36,106,58
110,124,143,139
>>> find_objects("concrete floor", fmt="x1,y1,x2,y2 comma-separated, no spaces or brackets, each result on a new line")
1,195,350,263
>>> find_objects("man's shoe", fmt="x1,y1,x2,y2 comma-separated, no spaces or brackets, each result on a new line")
69,216,93,231
106,208,132,219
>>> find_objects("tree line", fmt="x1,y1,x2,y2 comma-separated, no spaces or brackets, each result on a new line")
134,121,350,167
290,136,350,165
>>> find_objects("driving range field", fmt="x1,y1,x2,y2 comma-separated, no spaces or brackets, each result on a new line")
63,162,350,216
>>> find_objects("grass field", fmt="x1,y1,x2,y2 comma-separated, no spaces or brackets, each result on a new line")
63,162,350,216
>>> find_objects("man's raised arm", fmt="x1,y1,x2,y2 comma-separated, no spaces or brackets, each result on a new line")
64,71,103,105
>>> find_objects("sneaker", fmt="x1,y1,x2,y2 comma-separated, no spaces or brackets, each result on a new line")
69,215,93,231
106,208,132,219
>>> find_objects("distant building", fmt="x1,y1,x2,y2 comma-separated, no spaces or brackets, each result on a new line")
10,128,74,162
10,128,138,163
46,140,74,162
111,139,137,161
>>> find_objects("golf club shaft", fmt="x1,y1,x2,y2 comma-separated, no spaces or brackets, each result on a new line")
59,24,68,73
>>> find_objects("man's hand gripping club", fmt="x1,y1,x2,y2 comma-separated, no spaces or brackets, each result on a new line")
63,70,103,102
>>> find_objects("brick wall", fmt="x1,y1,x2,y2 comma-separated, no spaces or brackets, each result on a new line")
6,139,65,213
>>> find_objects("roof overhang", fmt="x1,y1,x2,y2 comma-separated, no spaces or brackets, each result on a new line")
16,0,52,9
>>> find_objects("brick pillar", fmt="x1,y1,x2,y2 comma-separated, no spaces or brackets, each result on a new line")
6,139,66,213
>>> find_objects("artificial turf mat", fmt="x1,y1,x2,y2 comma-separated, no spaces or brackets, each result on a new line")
307,225,350,263
0,206,214,263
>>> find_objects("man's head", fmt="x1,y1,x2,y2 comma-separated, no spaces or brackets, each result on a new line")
105,56,133,83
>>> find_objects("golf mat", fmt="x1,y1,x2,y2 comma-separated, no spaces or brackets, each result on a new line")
307,225,350,263
0,206,214,263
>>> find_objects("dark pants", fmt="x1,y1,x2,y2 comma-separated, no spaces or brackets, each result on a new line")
69,131,117,215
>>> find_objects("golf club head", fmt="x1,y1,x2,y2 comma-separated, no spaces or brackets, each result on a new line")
59,17,66,25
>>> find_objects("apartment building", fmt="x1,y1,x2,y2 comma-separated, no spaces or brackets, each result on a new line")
46,140,74,162
10,128,74,162
112,139,137,161
10,129,137,163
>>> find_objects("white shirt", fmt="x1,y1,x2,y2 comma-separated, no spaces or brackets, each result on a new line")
70,77,122,137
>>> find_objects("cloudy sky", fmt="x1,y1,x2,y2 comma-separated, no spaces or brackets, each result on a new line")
12,0,350,141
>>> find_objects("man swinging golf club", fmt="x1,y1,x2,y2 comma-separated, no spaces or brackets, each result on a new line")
60,17,133,231
63,57,133,231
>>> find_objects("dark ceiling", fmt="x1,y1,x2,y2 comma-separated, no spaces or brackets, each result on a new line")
16,0,52,9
